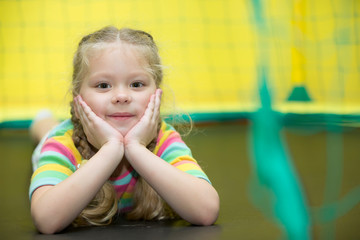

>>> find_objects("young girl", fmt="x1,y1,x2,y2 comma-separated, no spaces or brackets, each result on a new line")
29,26,219,234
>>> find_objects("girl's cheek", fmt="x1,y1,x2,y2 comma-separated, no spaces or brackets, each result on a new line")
90,105,102,117
82,98,97,114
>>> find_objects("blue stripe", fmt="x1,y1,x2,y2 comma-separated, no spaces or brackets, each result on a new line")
47,119,72,138
29,178,62,200
161,142,192,161
110,171,135,185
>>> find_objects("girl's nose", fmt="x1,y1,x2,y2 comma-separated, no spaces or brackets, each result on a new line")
111,91,132,104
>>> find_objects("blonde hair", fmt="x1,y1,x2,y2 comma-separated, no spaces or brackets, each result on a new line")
70,26,175,226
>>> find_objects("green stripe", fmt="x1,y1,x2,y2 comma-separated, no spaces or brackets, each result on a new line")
32,170,71,183
120,198,133,207
38,152,77,172
162,148,192,163
185,170,210,182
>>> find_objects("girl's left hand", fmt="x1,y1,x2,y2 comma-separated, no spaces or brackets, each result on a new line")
124,88,162,148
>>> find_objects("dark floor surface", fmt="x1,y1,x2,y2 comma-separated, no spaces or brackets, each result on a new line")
0,122,359,239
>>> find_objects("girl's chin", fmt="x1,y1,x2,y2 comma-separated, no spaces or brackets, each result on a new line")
106,120,135,136
112,126,129,136
112,124,132,136
119,129,130,136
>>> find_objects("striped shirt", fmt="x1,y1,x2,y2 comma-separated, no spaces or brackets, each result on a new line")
29,119,210,212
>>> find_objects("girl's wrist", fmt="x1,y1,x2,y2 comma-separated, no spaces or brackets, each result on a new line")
101,140,124,160
124,142,147,160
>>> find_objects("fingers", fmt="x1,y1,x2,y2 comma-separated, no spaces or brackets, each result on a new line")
142,94,156,122
123,89,162,147
74,96,98,140
142,88,162,124
75,96,95,123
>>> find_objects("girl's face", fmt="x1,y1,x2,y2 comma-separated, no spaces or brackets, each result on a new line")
79,43,157,136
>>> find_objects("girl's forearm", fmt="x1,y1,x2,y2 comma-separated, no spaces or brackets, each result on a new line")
31,141,123,234
125,143,219,225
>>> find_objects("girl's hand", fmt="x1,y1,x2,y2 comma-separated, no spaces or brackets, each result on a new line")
74,95,124,150
124,89,162,148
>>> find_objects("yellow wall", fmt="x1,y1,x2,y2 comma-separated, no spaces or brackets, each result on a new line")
0,0,359,122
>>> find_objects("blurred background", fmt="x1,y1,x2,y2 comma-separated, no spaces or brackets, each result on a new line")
1,0,358,125
0,0,359,239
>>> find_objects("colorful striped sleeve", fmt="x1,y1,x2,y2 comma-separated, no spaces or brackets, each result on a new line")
154,121,211,184
29,120,82,199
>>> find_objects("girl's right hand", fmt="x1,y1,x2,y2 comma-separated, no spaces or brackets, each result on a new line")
74,95,124,151
124,89,162,148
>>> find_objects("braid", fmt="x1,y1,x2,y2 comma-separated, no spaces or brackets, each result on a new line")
70,101,118,226
70,101,94,160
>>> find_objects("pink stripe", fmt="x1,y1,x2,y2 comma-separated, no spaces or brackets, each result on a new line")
128,177,137,187
157,136,184,157
120,206,133,213
109,166,134,181
114,184,128,193
114,175,137,196
116,192,122,199
172,160,198,167
157,129,164,142
126,183,135,192
41,139,78,166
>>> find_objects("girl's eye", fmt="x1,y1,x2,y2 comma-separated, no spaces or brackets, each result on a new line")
96,83,111,89
130,82,144,88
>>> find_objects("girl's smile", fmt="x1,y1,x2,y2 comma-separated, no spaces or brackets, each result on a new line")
79,42,157,136
107,112,135,121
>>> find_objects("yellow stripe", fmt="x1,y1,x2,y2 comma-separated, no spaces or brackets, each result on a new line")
52,129,82,165
175,163,202,172
31,163,74,181
122,192,132,199
153,122,168,155
169,155,197,165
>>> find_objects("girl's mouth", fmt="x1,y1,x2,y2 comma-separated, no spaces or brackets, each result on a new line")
107,112,135,120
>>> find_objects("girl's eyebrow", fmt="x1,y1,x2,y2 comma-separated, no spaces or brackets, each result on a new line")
88,71,113,79
88,70,151,81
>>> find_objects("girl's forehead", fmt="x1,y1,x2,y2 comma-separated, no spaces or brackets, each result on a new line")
86,42,150,71
104,44,148,65
90,42,144,60
83,42,155,80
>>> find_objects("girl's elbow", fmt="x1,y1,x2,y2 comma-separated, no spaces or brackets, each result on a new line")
196,212,218,226
32,209,67,234
36,224,59,235
33,215,66,234
204,201,220,225
33,218,63,234
194,193,220,226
